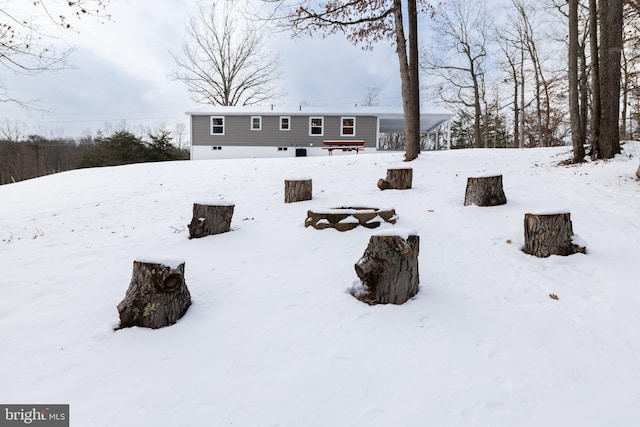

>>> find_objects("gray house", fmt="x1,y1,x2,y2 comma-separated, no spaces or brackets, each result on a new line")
187,105,454,160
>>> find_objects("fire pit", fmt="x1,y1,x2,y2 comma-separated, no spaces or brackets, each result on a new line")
305,207,397,231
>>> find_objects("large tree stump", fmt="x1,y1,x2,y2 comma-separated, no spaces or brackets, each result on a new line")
464,175,507,206
188,202,234,238
352,234,420,305
117,259,191,329
377,168,413,190
285,179,312,203
522,212,586,258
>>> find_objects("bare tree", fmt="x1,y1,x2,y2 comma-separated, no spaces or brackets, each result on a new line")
496,25,525,148
495,2,534,150
0,1,110,106
272,0,428,161
511,0,563,148
362,86,381,106
422,0,489,148
170,2,281,106
0,119,27,142
173,122,188,150
516,1,545,147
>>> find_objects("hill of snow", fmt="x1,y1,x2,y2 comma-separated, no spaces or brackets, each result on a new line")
1,144,640,426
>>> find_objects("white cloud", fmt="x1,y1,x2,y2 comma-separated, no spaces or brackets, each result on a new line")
273,33,402,107
0,0,418,137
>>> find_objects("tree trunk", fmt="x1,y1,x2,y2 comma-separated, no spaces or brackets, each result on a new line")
569,0,586,162
598,0,623,159
530,46,544,147
590,0,602,157
522,212,586,258
543,71,552,147
353,234,420,305
117,260,191,329
284,179,312,203
621,46,629,139
472,73,482,148
188,203,234,238
519,45,526,149
579,41,589,147
511,58,519,148
407,0,421,161
377,168,413,190
392,0,419,162
464,175,507,206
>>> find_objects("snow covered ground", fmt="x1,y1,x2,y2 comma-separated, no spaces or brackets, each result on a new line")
1,143,640,426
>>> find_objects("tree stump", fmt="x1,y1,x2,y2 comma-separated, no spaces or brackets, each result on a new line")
188,202,234,238
377,168,413,190
353,234,420,305
464,175,507,206
117,259,191,329
522,212,587,258
284,179,312,203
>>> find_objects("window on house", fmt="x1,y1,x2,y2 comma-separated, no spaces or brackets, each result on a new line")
251,116,262,131
341,117,356,136
309,117,324,136
211,116,224,135
280,116,291,131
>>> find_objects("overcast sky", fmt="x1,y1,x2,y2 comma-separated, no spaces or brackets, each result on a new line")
0,0,413,139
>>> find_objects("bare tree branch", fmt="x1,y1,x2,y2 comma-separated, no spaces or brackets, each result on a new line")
169,2,282,106
0,1,110,106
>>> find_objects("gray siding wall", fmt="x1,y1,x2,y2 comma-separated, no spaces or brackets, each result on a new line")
191,114,378,147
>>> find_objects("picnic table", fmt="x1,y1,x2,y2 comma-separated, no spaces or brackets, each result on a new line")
322,140,365,155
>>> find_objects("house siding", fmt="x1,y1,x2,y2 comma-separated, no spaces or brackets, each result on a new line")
191,114,378,148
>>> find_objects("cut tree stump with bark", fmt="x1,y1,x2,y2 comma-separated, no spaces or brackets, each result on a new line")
353,234,420,305
378,168,413,190
117,259,191,329
464,175,507,206
188,202,234,239
284,179,312,203
522,212,586,258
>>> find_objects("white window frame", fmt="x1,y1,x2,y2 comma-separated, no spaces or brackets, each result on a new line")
309,116,324,136
251,116,262,131
341,116,356,136
210,116,225,135
280,116,291,131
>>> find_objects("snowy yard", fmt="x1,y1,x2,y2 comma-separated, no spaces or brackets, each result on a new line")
1,143,640,426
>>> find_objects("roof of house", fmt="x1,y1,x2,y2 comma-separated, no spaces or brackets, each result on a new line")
186,105,454,134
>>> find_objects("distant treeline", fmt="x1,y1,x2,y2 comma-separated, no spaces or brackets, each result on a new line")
0,130,189,185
